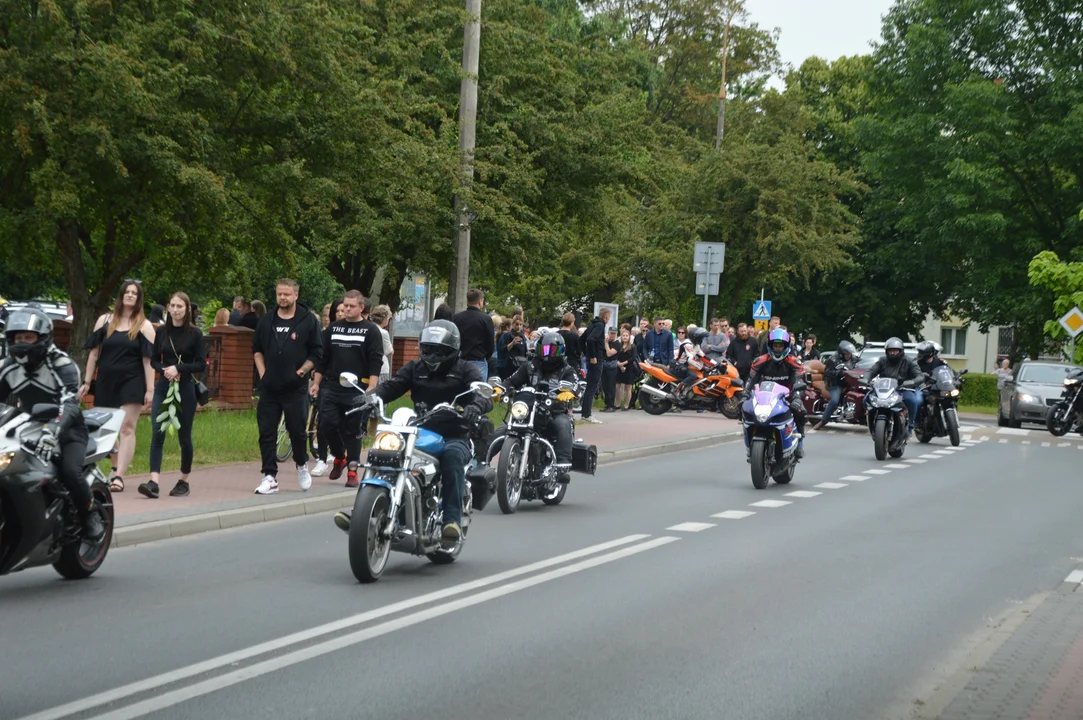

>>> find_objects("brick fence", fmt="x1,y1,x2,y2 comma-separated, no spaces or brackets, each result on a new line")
52,320,420,412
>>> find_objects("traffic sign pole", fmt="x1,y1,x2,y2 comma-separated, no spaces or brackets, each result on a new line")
693,242,724,328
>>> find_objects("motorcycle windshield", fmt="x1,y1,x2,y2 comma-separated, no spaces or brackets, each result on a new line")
872,377,898,395
932,365,955,391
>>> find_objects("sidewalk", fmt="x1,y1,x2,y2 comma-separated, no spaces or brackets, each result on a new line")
111,409,741,546
920,574,1083,719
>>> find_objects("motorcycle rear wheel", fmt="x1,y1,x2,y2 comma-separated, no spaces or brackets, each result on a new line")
541,482,568,506
750,438,771,490
639,379,673,416
772,462,795,484
873,417,888,461
349,486,392,583
720,395,741,419
1047,401,1073,437
53,482,113,580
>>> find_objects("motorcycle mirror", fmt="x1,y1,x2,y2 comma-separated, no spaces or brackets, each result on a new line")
29,403,59,421
959,369,969,376
470,381,494,399
339,371,361,389
488,376,503,386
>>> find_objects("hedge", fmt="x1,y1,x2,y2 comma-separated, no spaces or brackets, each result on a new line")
960,373,999,406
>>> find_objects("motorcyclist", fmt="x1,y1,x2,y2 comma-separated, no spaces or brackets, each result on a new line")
813,341,858,431
915,340,948,375
0,307,105,540
674,326,710,397
866,337,922,433
495,332,579,484
332,320,492,548
744,328,808,458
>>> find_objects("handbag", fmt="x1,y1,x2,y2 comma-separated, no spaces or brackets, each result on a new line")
169,332,211,406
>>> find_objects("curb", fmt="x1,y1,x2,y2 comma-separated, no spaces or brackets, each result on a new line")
111,429,744,548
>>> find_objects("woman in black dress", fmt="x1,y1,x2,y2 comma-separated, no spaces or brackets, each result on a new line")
138,292,206,499
614,326,639,411
78,280,155,492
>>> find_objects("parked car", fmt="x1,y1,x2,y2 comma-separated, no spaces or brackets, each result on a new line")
855,342,919,372
998,361,1080,428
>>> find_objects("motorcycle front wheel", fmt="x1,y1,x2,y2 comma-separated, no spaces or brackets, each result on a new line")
750,438,771,490
945,408,961,446
496,438,524,514
1047,401,1073,437
349,486,392,583
873,417,888,461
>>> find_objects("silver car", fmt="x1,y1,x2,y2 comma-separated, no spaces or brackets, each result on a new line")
998,361,1078,427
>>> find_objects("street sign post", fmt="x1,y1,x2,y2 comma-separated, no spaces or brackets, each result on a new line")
752,298,772,332
1058,306,1083,363
694,242,725,327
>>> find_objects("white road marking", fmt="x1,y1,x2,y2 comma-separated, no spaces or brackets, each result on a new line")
14,534,656,720
1042,442,1051,447
667,522,716,532
840,475,870,481
999,439,1009,444
1058,442,1071,447
815,482,848,489
1066,570,1083,584
750,499,792,508
71,536,683,720
932,450,955,455
884,464,910,469
785,491,822,498
1022,440,1031,445
919,454,943,459
862,469,892,475
904,459,927,464
711,510,756,520
996,427,1031,436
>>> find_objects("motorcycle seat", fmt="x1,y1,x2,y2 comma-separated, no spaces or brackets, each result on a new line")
84,416,103,432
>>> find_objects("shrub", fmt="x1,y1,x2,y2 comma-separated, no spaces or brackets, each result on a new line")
960,373,999,406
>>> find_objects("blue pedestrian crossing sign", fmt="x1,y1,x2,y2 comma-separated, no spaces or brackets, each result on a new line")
752,300,772,320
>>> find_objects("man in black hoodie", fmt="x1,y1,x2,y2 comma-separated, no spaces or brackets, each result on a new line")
310,289,385,487
253,279,323,495
579,308,610,424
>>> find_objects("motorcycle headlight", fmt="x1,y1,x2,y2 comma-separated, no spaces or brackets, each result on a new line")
753,403,772,423
0,451,14,472
510,401,530,421
1017,393,1039,405
372,432,404,452
1065,378,1079,386
950,389,960,396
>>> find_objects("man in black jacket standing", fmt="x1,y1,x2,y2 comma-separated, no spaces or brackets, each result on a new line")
726,323,759,381
310,290,385,488
579,307,610,424
253,279,323,495
452,288,495,381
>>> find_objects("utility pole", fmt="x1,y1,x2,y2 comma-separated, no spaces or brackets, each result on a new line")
450,0,482,312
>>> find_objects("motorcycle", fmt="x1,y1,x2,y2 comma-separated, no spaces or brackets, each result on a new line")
486,378,597,514
0,402,121,580
915,366,967,446
741,380,804,490
337,372,496,583
1046,367,1083,437
803,362,869,427
637,357,743,418
865,377,920,460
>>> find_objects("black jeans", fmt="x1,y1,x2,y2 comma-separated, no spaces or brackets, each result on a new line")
320,390,364,466
257,386,309,477
149,377,197,474
601,363,617,408
581,362,602,418
59,422,91,516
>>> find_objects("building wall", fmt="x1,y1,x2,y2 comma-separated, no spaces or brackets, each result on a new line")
919,313,1002,374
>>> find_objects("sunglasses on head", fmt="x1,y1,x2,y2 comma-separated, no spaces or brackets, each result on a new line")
124,279,143,286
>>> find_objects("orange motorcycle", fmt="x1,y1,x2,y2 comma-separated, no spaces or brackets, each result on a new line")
637,357,744,418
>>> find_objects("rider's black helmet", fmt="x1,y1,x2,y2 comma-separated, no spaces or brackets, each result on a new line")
5,307,53,372
688,327,709,347
837,340,857,361
418,320,461,371
884,337,904,361
916,340,938,362
535,331,566,371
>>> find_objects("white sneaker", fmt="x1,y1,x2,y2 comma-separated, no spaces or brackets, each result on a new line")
254,475,279,495
297,464,312,491
311,460,329,477
584,416,603,424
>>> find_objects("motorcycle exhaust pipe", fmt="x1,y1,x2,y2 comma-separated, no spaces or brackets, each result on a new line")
638,384,674,401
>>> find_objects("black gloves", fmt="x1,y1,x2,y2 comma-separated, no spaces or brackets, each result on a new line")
463,405,482,425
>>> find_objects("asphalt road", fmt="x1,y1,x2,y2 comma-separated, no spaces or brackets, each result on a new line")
2,426,1081,720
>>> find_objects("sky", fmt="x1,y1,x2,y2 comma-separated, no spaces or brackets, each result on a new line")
744,0,896,75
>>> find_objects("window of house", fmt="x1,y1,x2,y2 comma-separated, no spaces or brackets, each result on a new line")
940,326,968,356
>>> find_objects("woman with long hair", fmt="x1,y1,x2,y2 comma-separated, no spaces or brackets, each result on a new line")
138,292,207,498
79,280,155,492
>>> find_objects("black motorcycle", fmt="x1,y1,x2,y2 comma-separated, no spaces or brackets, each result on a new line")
865,377,921,460
915,366,967,447
487,379,597,514
1046,367,1083,437
0,403,121,580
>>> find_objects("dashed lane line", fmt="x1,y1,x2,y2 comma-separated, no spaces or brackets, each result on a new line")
884,464,910,469
667,522,716,533
749,499,792,508
815,482,848,489
840,475,870,482
711,510,755,520
862,469,892,475
786,491,822,499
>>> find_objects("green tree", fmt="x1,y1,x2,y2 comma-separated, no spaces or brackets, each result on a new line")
1028,251,1083,363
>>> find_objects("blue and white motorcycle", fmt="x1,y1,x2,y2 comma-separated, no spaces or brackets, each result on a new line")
742,381,802,490
337,372,496,583
865,377,920,461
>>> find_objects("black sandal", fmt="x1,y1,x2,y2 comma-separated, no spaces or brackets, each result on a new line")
109,476,125,493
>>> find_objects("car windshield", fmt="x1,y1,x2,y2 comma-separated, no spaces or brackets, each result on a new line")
1018,364,1076,385
856,348,918,370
